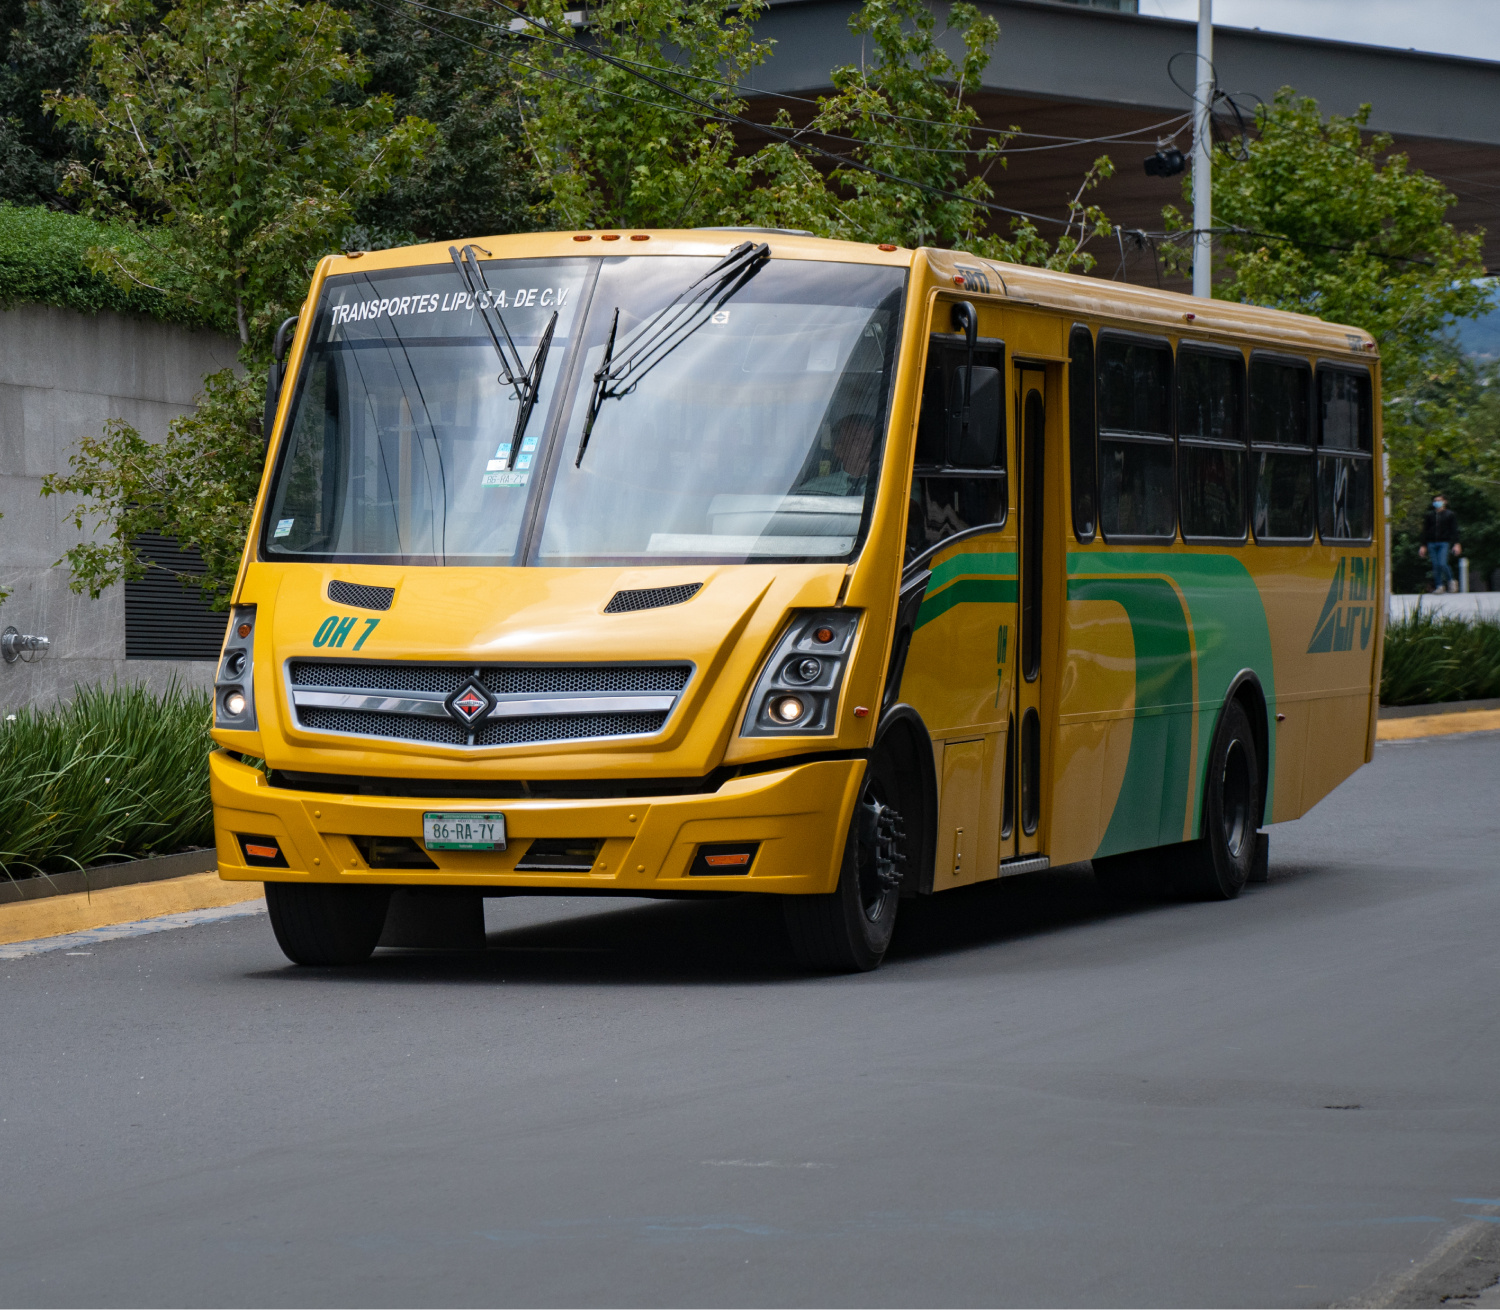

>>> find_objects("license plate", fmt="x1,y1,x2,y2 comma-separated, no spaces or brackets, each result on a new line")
422,811,507,851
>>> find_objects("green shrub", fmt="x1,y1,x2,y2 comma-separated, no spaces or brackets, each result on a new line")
0,681,214,878
0,202,216,327
1381,610,1500,706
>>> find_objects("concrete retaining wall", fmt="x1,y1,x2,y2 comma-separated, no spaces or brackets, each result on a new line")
0,304,239,712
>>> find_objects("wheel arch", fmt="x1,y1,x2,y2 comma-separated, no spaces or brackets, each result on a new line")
1213,670,1270,830
875,702,939,896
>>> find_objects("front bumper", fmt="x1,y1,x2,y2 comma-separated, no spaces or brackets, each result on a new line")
210,751,864,894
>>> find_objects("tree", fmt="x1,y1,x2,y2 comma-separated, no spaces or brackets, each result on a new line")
340,0,537,247
1165,89,1491,526
41,0,433,607
511,0,1112,265
0,0,98,205
514,0,770,231
49,0,432,350
741,0,1112,270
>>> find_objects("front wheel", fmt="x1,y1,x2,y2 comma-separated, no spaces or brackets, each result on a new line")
265,882,392,965
782,756,907,972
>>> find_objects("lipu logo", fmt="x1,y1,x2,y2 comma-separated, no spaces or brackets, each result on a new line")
448,683,492,725
1307,557,1377,654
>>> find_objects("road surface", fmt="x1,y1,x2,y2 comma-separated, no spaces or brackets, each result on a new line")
2,730,1498,1307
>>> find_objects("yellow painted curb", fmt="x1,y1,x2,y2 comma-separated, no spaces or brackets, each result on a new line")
0,872,263,946
1378,709,1500,741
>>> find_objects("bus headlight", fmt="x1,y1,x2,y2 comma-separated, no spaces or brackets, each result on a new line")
215,605,258,730
742,610,859,736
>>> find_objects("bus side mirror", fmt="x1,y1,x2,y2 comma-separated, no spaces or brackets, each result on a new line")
949,300,979,459
948,365,1001,466
262,315,300,455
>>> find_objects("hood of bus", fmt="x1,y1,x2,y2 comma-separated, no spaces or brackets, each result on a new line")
226,560,872,778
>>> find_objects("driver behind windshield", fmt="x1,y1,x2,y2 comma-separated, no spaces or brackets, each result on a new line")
797,413,879,496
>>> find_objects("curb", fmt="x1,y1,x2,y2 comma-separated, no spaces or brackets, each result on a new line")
1379,697,1500,720
1377,708,1500,741
0,847,218,906
0,871,263,947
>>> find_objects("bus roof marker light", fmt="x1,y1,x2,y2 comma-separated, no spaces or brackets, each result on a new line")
630,234,650,241
573,234,592,241
601,234,621,241
1185,312,1196,321
878,244,896,252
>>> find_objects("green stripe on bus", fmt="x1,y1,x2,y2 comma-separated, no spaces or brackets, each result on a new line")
1065,553,1276,857
926,549,1017,593
914,576,1018,630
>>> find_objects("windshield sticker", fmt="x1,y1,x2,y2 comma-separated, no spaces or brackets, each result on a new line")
711,310,730,325
273,518,294,538
482,470,529,488
328,286,571,327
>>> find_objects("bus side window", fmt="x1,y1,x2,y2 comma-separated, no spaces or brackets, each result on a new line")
1249,353,1314,542
908,332,1007,562
1096,333,1174,541
1178,344,1247,541
1068,326,1096,542
1315,366,1374,542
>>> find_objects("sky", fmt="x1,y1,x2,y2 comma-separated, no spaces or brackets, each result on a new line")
1141,0,1500,65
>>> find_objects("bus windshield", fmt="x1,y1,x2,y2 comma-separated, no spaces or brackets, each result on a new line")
262,255,906,567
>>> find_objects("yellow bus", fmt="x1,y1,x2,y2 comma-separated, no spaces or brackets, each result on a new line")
210,230,1383,971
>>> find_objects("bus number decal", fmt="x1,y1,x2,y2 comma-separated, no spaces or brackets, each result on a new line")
313,615,380,649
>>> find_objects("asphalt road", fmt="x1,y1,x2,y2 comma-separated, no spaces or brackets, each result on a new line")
3,731,1499,1309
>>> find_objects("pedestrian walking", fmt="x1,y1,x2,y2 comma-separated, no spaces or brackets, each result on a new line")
1418,492,1462,592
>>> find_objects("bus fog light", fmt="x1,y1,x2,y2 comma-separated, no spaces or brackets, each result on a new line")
774,695,805,722
224,690,246,717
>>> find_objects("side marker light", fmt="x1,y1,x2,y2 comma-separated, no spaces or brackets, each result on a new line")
813,626,835,644
236,622,251,638
853,706,870,718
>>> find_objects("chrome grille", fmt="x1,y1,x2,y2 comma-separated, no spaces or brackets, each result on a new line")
287,659,692,749
301,708,466,744
481,665,689,695
476,712,669,746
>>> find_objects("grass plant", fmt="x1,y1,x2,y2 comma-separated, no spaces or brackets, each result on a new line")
0,681,213,880
1381,610,1500,707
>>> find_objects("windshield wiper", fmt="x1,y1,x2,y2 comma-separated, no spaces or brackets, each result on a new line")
449,243,558,469
575,240,771,467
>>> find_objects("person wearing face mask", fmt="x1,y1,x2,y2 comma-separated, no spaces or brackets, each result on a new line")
1418,493,1462,592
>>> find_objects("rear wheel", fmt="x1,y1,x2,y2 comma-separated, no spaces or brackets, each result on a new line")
783,754,906,972
265,882,392,965
1173,698,1261,901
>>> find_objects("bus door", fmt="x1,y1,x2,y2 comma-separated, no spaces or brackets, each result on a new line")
1007,362,1050,864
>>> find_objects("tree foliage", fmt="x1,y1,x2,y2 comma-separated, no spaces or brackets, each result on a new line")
49,0,433,350
1166,89,1491,525
513,0,1112,266
40,0,434,607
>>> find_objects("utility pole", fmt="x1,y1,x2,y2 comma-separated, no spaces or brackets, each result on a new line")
1192,0,1213,298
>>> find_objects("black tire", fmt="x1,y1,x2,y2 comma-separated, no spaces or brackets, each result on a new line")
265,881,392,965
1172,698,1261,901
782,753,907,972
